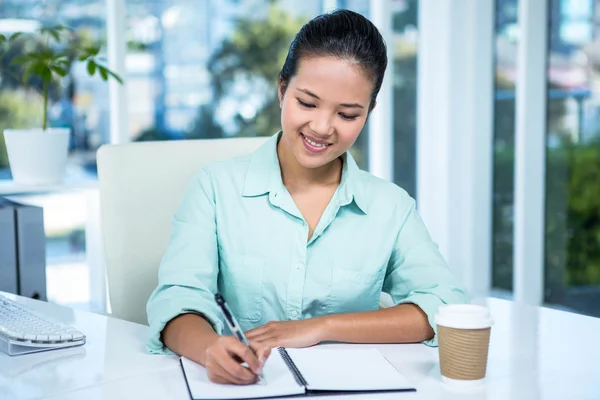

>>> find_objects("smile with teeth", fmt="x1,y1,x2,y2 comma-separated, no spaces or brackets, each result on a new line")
302,134,330,148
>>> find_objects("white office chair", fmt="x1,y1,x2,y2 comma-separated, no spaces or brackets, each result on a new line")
97,137,268,325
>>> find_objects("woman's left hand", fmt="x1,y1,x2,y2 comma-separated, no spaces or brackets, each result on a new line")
245,318,329,349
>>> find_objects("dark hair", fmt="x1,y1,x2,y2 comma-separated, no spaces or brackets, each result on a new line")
279,9,387,111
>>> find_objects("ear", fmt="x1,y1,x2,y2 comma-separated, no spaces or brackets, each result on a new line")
278,77,285,108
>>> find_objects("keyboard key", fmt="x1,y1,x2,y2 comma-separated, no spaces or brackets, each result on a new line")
10,331,24,340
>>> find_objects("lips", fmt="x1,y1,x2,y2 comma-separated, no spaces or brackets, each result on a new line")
301,133,331,154
302,133,330,146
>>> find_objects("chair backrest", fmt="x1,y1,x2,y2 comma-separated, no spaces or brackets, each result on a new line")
97,137,268,324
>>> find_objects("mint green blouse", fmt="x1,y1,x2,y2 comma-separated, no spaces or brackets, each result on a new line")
146,133,468,352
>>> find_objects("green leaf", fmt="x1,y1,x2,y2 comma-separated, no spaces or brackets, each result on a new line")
42,68,52,83
106,68,124,84
86,46,100,57
9,32,22,41
87,60,96,76
48,29,61,42
0,34,6,44
33,61,48,78
10,54,31,66
56,60,70,70
54,55,70,67
98,65,108,81
50,65,67,77
22,64,36,84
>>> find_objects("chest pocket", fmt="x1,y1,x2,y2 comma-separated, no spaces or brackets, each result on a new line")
330,267,384,313
219,253,264,322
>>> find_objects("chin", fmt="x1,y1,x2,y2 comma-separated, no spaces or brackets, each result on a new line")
295,149,338,170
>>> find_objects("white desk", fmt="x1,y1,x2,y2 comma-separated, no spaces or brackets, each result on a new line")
2,293,599,400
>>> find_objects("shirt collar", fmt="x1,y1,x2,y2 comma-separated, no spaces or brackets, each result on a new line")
242,132,282,197
242,131,368,214
338,151,368,214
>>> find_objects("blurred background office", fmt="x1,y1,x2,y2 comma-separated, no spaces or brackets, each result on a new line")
0,0,598,320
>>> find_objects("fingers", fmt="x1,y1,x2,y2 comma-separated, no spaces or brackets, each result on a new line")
214,350,258,385
250,342,272,364
228,340,263,375
245,327,264,341
206,361,256,385
205,337,259,385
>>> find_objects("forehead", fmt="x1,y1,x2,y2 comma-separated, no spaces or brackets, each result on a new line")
291,56,373,104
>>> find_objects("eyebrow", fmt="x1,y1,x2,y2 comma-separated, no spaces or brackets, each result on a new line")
296,88,365,109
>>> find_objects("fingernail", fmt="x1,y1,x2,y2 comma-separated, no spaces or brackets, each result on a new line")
261,356,267,364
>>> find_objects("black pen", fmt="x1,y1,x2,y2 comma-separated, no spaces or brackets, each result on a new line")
215,293,266,384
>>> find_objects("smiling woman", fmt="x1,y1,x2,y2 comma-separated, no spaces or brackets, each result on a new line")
146,9,468,387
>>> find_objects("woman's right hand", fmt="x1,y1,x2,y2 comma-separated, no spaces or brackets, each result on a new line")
204,336,271,385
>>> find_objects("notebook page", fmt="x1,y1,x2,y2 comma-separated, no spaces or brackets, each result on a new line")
286,348,414,392
181,350,305,400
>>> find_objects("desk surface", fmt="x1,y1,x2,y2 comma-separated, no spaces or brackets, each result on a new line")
2,293,598,400
0,176,98,196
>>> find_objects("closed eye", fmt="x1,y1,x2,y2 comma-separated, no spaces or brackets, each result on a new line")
339,113,359,121
297,98,315,108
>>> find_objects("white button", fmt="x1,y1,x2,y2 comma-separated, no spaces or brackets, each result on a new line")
291,310,299,318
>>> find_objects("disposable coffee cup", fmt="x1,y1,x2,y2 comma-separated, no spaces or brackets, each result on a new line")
435,304,493,389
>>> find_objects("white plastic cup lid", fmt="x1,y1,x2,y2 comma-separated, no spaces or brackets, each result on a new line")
435,304,494,330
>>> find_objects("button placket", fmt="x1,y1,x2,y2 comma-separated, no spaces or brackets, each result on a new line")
287,261,306,320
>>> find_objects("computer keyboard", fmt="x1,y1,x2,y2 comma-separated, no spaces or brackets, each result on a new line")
0,294,85,356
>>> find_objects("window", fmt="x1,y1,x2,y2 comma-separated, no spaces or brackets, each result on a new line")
0,1,107,310
392,0,418,197
0,0,109,180
124,0,373,167
492,0,518,293
544,0,600,317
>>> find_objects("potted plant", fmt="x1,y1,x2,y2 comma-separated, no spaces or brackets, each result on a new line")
0,25,122,185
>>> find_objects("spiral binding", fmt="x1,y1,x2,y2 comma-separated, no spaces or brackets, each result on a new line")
278,347,308,387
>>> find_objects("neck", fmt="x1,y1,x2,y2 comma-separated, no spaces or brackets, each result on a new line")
277,140,342,190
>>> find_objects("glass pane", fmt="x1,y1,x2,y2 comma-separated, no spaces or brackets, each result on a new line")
545,0,600,317
124,0,371,168
392,0,418,197
492,0,519,292
0,0,109,180
0,1,106,310
339,0,370,169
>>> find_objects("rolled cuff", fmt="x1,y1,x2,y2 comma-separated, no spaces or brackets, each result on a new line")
397,293,468,347
146,298,224,355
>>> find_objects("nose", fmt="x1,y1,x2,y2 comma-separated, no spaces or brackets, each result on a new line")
308,111,334,137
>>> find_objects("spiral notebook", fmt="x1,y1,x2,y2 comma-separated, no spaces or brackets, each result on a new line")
180,347,416,399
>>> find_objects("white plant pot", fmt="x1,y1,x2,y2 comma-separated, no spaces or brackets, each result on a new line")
3,128,70,185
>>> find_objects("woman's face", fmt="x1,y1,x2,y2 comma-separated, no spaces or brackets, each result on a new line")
278,56,374,170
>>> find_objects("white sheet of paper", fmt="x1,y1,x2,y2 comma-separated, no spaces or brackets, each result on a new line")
181,350,304,400
285,347,414,392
